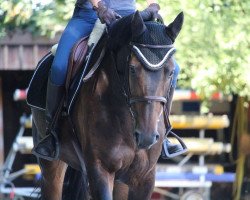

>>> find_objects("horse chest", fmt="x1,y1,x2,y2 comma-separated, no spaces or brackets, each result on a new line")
95,144,135,172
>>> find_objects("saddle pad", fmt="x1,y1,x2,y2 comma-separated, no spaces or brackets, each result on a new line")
27,52,53,110
26,42,89,111
27,33,107,112
27,36,89,110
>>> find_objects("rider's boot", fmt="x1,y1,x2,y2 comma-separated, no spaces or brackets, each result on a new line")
161,86,187,158
32,76,64,161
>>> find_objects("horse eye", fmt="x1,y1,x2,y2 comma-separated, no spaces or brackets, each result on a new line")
169,70,174,77
129,65,136,74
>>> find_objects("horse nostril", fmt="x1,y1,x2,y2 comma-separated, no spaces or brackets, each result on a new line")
134,131,141,145
155,134,160,142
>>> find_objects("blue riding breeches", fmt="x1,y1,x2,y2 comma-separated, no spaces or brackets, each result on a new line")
51,7,135,85
50,6,180,87
172,60,180,88
51,7,98,85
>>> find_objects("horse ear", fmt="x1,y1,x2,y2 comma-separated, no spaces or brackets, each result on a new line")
166,12,184,42
131,11,146,38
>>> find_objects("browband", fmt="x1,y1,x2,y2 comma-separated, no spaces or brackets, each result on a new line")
131,45,176,70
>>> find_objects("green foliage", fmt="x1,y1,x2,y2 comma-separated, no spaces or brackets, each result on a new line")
1,0,249,101
0,0,74,37
154,0,250,101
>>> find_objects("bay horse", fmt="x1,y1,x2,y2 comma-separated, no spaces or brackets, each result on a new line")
30,11,184,200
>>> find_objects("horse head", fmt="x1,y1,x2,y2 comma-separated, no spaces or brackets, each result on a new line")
108,11,184,149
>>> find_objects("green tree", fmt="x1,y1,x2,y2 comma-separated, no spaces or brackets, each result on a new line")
0,0,74,37
155,0,250,101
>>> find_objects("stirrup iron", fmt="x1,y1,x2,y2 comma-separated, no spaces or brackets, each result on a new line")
162,130,187,158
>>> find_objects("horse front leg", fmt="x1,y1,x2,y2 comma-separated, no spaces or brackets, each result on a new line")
113,180,129,200
88,163,114,200
128,170,155,200
39,159,67,200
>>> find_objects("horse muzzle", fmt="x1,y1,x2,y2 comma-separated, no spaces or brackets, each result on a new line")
134,130,160,149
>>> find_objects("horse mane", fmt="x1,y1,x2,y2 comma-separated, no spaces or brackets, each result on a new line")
107,14,134,51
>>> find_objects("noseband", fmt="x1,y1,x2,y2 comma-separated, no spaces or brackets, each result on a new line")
129,81,173,135
129,96,167,104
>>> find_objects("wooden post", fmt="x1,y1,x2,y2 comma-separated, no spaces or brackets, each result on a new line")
19,45,24,69
34,44,39,65
239,102,250,200
3,45,8,69
0,78,4,165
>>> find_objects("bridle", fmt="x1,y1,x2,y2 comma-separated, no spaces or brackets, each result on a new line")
124,42,187,155
128,43,175,107
110,35,187,157
127,43,175,130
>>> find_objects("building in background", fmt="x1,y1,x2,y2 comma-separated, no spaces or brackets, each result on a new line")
0,32,59,183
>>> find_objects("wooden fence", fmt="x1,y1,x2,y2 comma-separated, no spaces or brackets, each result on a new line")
0,31,59,70
0,31,59,165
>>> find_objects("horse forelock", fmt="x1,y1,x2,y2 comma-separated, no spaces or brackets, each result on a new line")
107,14,134,51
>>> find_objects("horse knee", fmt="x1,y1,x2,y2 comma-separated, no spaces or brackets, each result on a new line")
113,181,129,200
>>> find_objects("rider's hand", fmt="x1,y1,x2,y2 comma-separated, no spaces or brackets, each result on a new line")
93,1,121,25
140,3,163,22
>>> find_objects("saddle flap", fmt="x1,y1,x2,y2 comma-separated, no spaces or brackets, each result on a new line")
27,32,106,112
65,36,89,92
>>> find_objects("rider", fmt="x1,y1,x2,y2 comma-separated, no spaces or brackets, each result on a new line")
33,0,184,160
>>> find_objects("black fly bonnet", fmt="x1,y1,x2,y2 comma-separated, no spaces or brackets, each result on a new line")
130,21,176,71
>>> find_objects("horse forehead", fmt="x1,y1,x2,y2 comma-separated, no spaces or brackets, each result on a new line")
130,55,165,82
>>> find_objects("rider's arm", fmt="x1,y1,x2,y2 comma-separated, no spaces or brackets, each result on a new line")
89,0,120,24
89,0,100,8
140,0,161,20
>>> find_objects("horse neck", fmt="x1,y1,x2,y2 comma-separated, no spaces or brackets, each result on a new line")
73,50,134,142
69,52,138,172
76,50,130,113
95,51,129,107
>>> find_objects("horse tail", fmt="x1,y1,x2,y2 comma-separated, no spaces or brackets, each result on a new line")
62,166,89,200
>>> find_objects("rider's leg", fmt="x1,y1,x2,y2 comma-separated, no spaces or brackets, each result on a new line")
33,7,98,161
167,60,180,111
162,60,186,158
